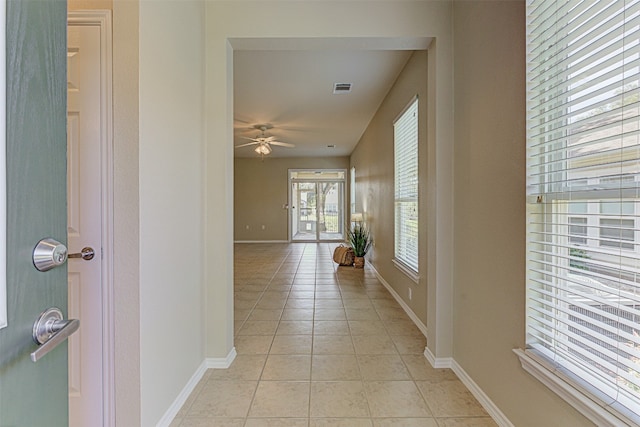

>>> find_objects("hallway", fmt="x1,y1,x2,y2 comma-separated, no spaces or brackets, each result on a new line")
171,243,496,426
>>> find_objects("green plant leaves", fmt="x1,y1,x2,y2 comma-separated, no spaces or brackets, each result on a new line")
348,224,372,257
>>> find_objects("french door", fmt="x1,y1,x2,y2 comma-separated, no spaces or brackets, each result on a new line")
290,170,346,242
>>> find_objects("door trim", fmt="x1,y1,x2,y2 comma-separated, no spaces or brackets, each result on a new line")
67,10,114,427
0,1,5,330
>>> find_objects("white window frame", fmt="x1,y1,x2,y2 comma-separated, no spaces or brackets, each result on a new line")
393,96,419,282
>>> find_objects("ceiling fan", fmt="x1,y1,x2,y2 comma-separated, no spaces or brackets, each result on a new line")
235,124,295,157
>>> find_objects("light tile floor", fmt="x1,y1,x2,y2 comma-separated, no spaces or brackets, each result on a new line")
171,243,497,427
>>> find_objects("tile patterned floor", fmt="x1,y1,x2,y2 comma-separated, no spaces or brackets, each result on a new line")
171,243,497,427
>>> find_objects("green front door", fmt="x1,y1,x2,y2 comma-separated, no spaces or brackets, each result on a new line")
0,1,69,426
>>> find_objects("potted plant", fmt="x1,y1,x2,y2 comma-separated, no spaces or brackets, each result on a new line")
348,223,372,268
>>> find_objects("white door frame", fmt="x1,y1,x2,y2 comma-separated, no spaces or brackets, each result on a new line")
67,10,115,427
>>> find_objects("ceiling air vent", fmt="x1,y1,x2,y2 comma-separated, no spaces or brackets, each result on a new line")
333,83,352,94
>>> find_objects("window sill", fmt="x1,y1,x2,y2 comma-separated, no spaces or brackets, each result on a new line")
513,348,636,426
392,258,419,284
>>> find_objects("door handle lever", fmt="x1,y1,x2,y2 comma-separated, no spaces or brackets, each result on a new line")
30,307,80,362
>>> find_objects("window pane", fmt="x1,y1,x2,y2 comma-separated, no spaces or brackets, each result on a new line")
600,201,635,215
569,201,588,214
569,216,588,244
394,97,419,273
599,218,635,249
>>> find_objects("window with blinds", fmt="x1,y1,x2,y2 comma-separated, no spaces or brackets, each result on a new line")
394,97,419,275
526,1,640,424
351,167,356,214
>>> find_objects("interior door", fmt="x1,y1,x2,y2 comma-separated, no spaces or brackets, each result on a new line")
67,20,104,425
0,1,69,425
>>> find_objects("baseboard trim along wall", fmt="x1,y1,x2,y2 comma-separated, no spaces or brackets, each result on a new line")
368,263,428,337
450,359,515,427
206,347,238,369
158,348,237,427
156,361,207,427
423,346,452,369
370,261,513,427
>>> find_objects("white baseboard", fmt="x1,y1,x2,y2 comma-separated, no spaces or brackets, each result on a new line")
157,347,237,427
206,347,237,368
234,240,289,244
423,346,453,369
368,263,428,338
156,360,208,427
450,359,515,427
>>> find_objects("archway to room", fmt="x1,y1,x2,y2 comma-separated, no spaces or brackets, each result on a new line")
220,38,444,374
231,39,430,245
229,37,433,345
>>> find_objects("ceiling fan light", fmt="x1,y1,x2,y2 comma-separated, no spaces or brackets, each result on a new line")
255,143,272,155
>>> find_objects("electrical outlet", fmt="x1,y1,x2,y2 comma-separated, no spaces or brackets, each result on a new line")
409,288,412,300
245,225,249,230
261,225,266,230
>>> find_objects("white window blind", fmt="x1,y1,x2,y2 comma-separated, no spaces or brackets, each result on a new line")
394,97,418,274
351,167,356,214
526,1,640,424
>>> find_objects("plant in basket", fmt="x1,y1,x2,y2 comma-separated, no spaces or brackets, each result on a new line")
348,223,372,268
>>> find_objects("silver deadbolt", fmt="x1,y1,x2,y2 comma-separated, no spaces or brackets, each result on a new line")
33,238,68,272
33,238,95,272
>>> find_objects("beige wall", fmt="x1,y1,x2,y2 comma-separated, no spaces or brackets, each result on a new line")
112,1,141,425
452,2,592,426
350,51,428,325
235,157,350,241
138,1,206,425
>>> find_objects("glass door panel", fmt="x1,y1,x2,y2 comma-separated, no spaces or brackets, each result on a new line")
291,180,344,241
292,182,317,241
318,181,343,240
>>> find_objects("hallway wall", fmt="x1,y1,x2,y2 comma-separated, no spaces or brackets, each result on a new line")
234,157,349,242
452,2,592,425
138,1,206,426
349,51,428,326
111,0,141,423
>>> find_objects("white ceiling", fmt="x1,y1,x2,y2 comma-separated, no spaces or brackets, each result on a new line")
233,48,416,158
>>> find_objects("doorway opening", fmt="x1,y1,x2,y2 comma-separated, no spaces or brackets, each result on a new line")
67,11,114,426
289,169,346,242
